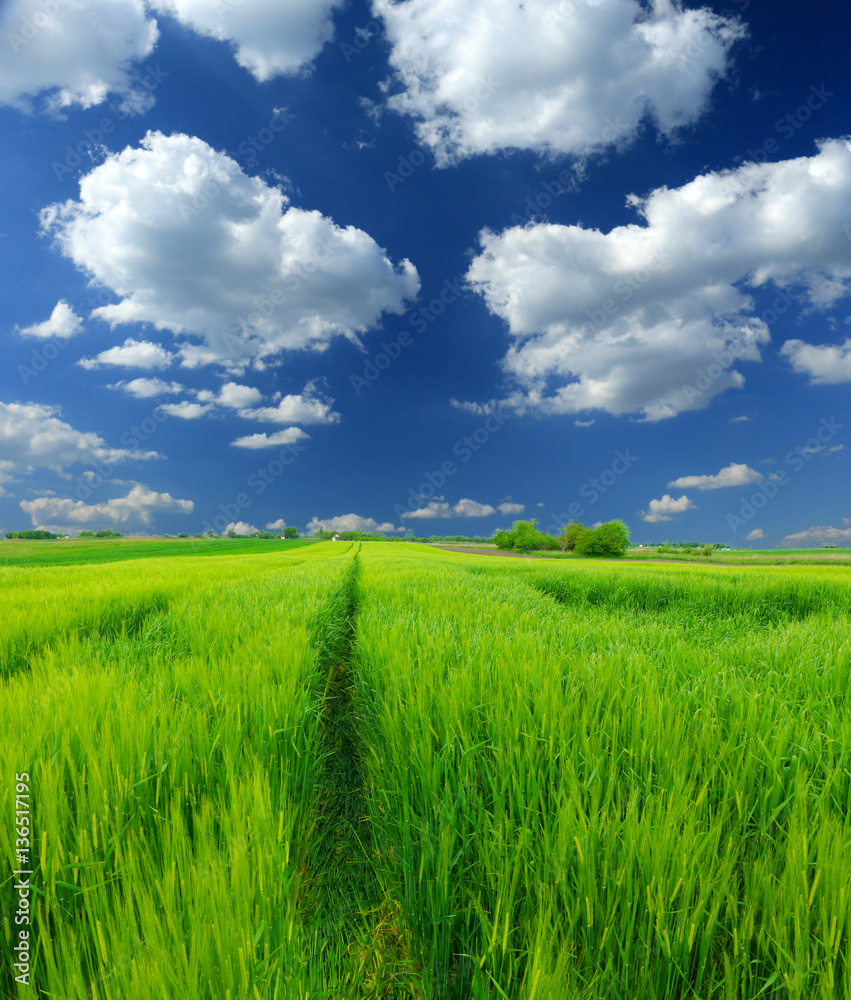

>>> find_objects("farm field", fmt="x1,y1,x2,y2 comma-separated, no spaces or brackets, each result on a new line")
1,541,849,999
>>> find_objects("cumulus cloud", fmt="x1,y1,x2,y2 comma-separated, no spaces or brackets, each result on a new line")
20,483,192,530
781,338,851,384
639,494,696,523
497,502,525,515
158,401,213,420
1,0,342,117
401,501,451,519
108,377,185,398
196,382,263,409
231,427,309,449
745,528,764,540
16,300,83,339
41,132,420,372
222,521,260,536
148,0,345,81
239,381,340,425
374,0,744,165
402,497,497,519
782,521,851,546
1,0,158,116
306,513,403,534
668,462,763,491
79,338,176,370
265,518,287,531
465,139,851,420
453,498,496,517
0,460,16,497
0,401,159,473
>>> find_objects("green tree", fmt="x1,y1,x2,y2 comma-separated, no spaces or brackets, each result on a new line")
575,520,629,557
556,521,585,552
494,519,558,551
283,526,299,539
493,529,513,550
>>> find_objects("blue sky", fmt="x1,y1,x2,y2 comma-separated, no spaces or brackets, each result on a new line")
1,0,849,545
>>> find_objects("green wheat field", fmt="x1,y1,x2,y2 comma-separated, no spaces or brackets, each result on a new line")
1,540,849,999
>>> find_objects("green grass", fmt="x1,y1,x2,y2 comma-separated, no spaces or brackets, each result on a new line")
1,541,848,998
0,536,318,568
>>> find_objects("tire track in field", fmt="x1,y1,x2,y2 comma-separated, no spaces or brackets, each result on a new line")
302,550,384,990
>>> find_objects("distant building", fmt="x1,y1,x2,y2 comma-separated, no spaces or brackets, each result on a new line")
331,533,340,541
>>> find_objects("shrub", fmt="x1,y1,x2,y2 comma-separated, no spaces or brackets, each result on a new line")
574,520,630,558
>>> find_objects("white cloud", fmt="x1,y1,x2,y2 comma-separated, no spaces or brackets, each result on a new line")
231,427,309,449
41,132,420,372
497,502,525,515
266,518,286,531
239,381,339,424
730,415,751,423
668,462,763,491
108,377,185,398
79,338,175,370
0,401,159,473
1,0,158,116
453,498,496,517
20,483,192,530
745,528,764,540
402,501,451,519
402,497,497,519
465,139,851,420
574,419,595,428
782,522,851,546
158,401,213,420
374,0,744,165
16,300,83,339
222,521,260,536
0,460,15,497
781,338,851,384
639,494,696,523
148,0,345,81
196,382,263,409
306,513,403,534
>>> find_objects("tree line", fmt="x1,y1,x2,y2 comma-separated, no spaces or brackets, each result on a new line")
494,519,630,557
